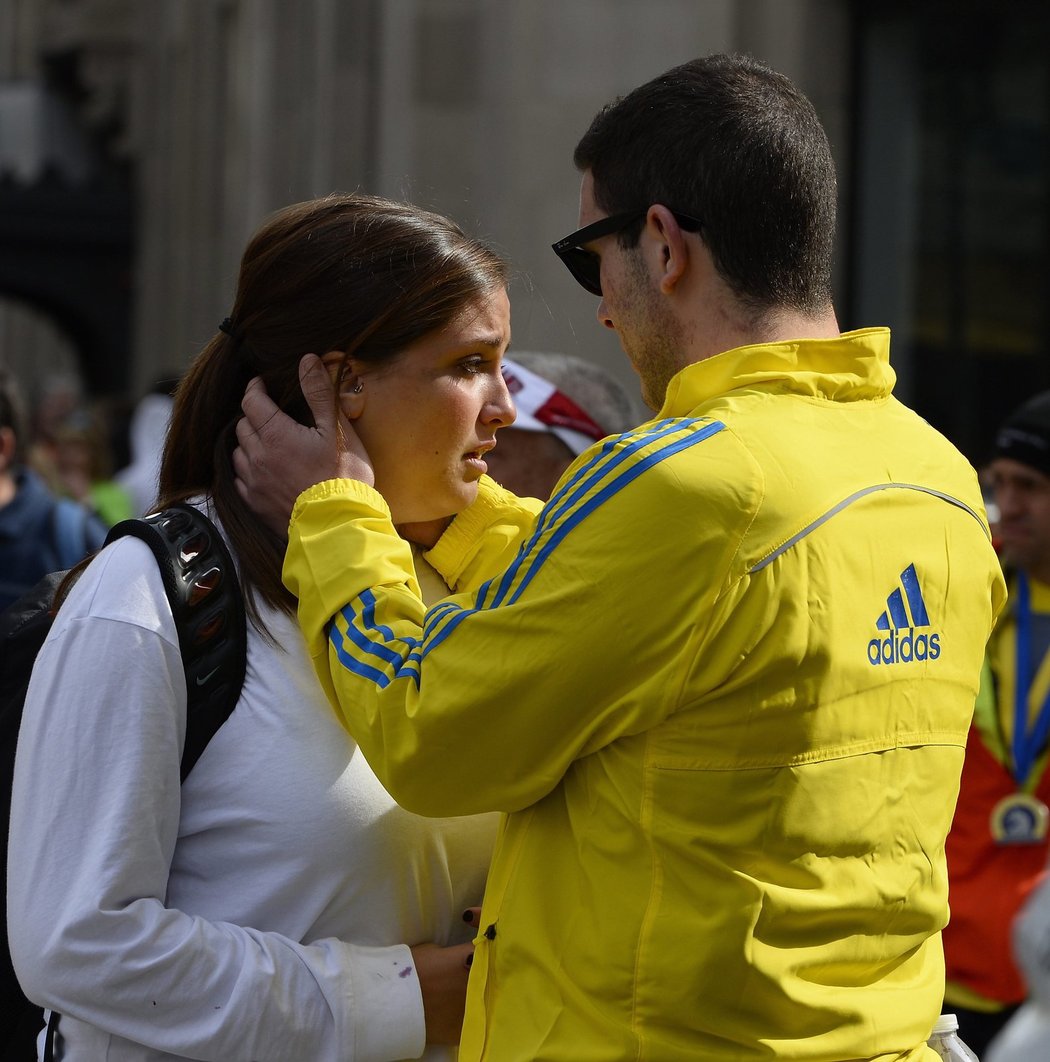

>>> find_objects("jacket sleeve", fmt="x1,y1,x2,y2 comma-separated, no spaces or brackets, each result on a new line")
284,423,742,816
7,540,425,1062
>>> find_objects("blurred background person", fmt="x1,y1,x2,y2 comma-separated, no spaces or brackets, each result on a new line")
51,403,133,527
486,351,646,498
114,378,178,517
0,367,106,611
943,390,1050,1055
23,371,83,491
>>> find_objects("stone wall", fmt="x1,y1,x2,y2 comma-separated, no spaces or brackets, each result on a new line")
0,0,852,406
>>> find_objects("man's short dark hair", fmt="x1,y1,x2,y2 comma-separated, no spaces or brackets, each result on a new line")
573,53,837,316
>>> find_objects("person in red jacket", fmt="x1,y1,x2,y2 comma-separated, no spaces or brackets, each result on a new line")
944,390,1050,1055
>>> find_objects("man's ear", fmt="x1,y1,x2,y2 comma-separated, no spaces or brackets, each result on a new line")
647,205,691,295
319,350,365,419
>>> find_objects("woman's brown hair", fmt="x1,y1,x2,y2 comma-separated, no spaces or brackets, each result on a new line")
156,193,509,629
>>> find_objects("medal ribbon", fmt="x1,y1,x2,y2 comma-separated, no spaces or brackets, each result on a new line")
1011,571,1050,786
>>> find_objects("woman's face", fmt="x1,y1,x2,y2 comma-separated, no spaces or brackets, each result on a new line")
351,286,515,525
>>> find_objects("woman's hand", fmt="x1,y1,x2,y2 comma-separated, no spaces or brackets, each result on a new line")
409,941,475,1044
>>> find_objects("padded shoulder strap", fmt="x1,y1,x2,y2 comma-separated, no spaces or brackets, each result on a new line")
105,504,247,780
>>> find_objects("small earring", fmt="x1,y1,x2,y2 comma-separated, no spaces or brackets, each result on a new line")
352,380,363,394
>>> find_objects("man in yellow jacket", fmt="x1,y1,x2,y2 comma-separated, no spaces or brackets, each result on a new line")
235,55,1006,1060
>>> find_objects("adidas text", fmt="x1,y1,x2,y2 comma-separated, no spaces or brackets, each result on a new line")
867,628,941,666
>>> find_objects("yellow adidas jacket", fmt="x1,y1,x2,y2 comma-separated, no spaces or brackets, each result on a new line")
284,327,1006,1061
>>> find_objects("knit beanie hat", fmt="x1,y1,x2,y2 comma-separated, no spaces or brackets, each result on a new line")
501,358,607,456
994,391,1050,478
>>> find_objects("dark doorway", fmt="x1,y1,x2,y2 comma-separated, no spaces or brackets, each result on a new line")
0,173,133,398
850,0,1049,465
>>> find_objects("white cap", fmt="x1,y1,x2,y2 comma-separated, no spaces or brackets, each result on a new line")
932,1014,959,1036
501,358,607,456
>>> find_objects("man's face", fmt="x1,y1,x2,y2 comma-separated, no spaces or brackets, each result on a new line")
989,457,1050,582
577,172,684,411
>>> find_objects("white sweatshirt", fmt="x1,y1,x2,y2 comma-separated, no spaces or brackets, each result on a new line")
8,516,497,1061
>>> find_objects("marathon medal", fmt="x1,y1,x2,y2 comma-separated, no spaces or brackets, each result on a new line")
990,792,1049,845
994,572,1050,845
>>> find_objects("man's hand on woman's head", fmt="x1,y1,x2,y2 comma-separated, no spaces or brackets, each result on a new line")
233,353,374,538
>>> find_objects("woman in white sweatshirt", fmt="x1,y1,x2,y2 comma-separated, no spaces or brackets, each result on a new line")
8,193,515,1061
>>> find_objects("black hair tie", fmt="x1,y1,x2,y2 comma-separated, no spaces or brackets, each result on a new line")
218,317,244,346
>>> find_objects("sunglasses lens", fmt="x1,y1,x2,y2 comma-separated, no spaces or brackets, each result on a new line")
561,248,602,296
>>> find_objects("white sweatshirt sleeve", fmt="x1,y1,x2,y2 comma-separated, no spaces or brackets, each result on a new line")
7,539,426,1061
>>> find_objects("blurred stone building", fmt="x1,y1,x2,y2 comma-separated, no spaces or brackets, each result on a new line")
0,0,1047,462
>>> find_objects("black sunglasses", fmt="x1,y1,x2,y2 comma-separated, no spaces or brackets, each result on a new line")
551,208,703,296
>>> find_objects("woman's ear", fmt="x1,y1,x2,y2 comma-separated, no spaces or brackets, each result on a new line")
319,350,365,419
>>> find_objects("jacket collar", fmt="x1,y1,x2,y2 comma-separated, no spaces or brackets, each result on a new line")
657,327,896,418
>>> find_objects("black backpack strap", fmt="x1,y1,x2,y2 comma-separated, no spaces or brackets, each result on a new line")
105,504,247,781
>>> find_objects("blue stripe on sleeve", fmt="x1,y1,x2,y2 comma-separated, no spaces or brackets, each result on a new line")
330,621,422,689
335,599,410,668
508,422,725,604
488,419,711,609
329,619,392,688
360,589,421,649
423,599,465,638
330,594,422,688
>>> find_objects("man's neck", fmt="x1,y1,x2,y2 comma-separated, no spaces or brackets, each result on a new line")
755,306,842,344
684,292,841,365
728,303,842,351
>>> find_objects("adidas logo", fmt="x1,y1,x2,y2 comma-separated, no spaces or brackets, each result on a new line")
866,563,941,666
